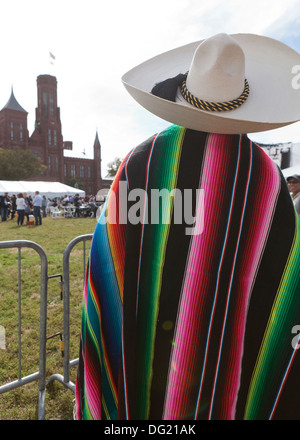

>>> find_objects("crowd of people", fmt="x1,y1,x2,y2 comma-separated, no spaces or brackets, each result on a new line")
49,194,99,218
0,192,100,226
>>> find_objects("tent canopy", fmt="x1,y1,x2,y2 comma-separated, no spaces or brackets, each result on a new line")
0,180,85,199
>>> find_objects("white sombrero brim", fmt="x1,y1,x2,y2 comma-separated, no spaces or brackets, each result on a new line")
122,34,300,134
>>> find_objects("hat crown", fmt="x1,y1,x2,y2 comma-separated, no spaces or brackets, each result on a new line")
186,33,246,102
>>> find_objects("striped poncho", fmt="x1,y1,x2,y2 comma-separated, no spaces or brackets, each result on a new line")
75,125,300,420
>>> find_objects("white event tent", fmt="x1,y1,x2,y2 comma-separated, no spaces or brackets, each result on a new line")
0,180,85,199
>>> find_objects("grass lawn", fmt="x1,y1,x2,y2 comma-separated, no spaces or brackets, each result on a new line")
0,214,97,420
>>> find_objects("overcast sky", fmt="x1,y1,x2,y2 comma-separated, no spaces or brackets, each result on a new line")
1,0,300,174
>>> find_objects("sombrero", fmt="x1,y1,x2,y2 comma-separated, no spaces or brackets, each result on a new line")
122,33,300,134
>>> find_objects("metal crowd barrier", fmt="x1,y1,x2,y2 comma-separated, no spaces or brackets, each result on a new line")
48,234,93,392
0,240,48,420
0,234,93,419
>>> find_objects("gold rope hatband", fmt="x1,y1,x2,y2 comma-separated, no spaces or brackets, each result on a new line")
180,78,249,112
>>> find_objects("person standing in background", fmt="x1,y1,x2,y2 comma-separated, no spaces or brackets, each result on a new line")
10,194,16,220
33,191,43,226
286,175,300,219
16,193,26,226
23,193,32,225
73,193,81,217
42,196,47,218
0,192,9,222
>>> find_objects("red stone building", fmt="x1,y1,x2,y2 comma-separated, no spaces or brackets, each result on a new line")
0,74,112,195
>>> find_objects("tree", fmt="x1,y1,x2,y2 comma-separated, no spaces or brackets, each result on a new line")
0,148,46,180
66,177,85,190
106,157,122,177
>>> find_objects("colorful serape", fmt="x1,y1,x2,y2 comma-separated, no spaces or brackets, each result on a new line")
75,125,300,420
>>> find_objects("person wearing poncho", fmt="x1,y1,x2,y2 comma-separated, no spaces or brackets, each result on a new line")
75,33,300,420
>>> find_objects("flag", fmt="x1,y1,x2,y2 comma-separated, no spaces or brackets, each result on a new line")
49,52,56,64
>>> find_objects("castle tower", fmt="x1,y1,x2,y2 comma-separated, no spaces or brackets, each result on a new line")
0,88,29,150
93,130,102,184
29,75,64,181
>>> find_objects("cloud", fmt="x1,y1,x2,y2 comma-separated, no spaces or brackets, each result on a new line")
264,0,300,50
